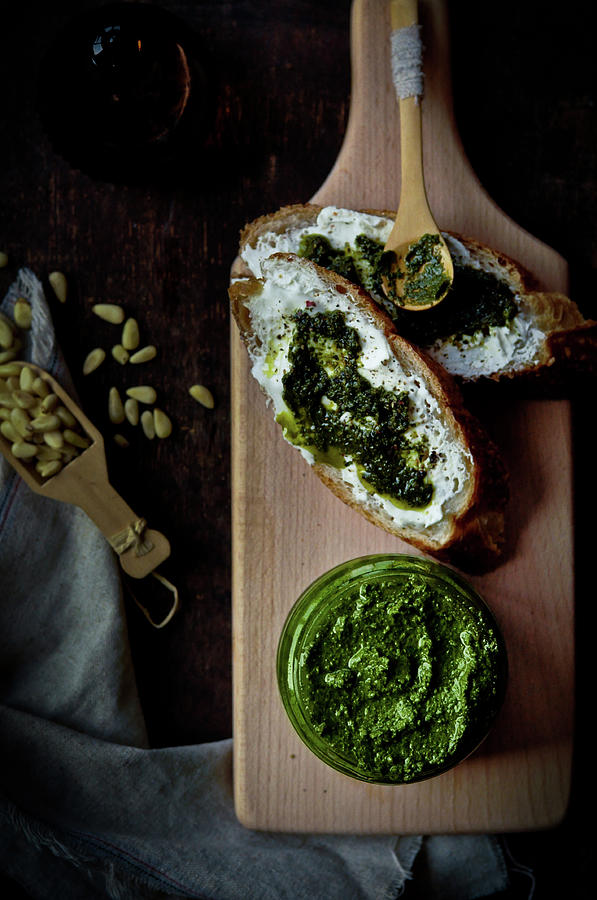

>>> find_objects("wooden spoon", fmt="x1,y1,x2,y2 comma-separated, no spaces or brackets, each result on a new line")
381,0,453,310
0,361,170,579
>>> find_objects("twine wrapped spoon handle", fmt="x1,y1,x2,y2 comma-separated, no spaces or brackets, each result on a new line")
381,0,453,311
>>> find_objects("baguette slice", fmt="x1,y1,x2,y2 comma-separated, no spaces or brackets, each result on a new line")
230,252,509,572
232,204,596,382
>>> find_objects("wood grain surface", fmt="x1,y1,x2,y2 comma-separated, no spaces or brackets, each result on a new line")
1,0,595,895
232,0,574,833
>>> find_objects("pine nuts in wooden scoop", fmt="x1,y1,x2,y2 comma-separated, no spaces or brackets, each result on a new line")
0,361,171,583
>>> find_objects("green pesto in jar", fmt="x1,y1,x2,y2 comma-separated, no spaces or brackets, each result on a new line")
297,232,517,345
279,308,434,508
301,573,504,783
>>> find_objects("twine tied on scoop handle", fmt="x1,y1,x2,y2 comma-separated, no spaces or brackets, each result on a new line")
109,518,179,629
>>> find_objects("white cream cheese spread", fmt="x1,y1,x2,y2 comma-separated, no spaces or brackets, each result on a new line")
241,206,542,380
244,255,472,531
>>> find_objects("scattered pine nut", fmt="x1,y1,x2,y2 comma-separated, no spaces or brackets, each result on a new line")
126,386,156,404
122,318,140,351
92,303,125,324
124,397,139,426
140,409,155,439
0,315,14,350
153,408,172,438
111,344,129,365
0,251,8,268
108,387,125,424
189,384,215,409
13,298,32,330
83,348,106,375
129,345,157,364
48,271,67,303
114,433,130,448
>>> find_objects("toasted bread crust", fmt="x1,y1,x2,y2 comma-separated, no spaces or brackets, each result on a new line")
234,204,596,381
229,253,509,571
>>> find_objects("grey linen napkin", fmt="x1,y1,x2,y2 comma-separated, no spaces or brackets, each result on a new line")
0,270,510,899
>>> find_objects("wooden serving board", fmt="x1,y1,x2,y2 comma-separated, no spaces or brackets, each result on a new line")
231,0,573,833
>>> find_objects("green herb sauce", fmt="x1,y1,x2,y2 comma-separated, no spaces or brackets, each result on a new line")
279,309,433,508
297,232,517,345
384,233,452,308
302,575,504,782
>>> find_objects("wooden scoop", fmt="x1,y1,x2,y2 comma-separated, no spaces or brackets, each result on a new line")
381,0,453,310
0,361,170,579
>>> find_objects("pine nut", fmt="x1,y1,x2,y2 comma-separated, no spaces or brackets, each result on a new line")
13,298,32,330
189,384,215,409
35,446,63,461
41,393,60,413
0,420,19,442
10,407,32,438
0,391,18,409
83,348,106,375
30,413,61,432
43,430,64,449
36,459,62,478
124,397,139,426
114,433,130,448
108,387,125,423
19,366,35,392
0,251,8,268
122,318,140,351
13,390,37,409
56,406,77,428
0,363,22,377
11,440,38,459
140,409,155,439
32,377,50,398
63,428,90,449
0,350,17,364
0,316,14,350
92,303,125,324
111,344,129,365
153,408,172,438
126,386,156,404
48,271,67,303
129,345,157,364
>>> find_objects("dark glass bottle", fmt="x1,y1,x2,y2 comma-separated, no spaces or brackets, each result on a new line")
37,2,208,184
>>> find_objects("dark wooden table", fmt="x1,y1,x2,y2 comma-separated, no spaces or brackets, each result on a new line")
1,1,594,897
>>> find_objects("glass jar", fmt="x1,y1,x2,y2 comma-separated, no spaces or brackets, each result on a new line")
277,554,508,785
